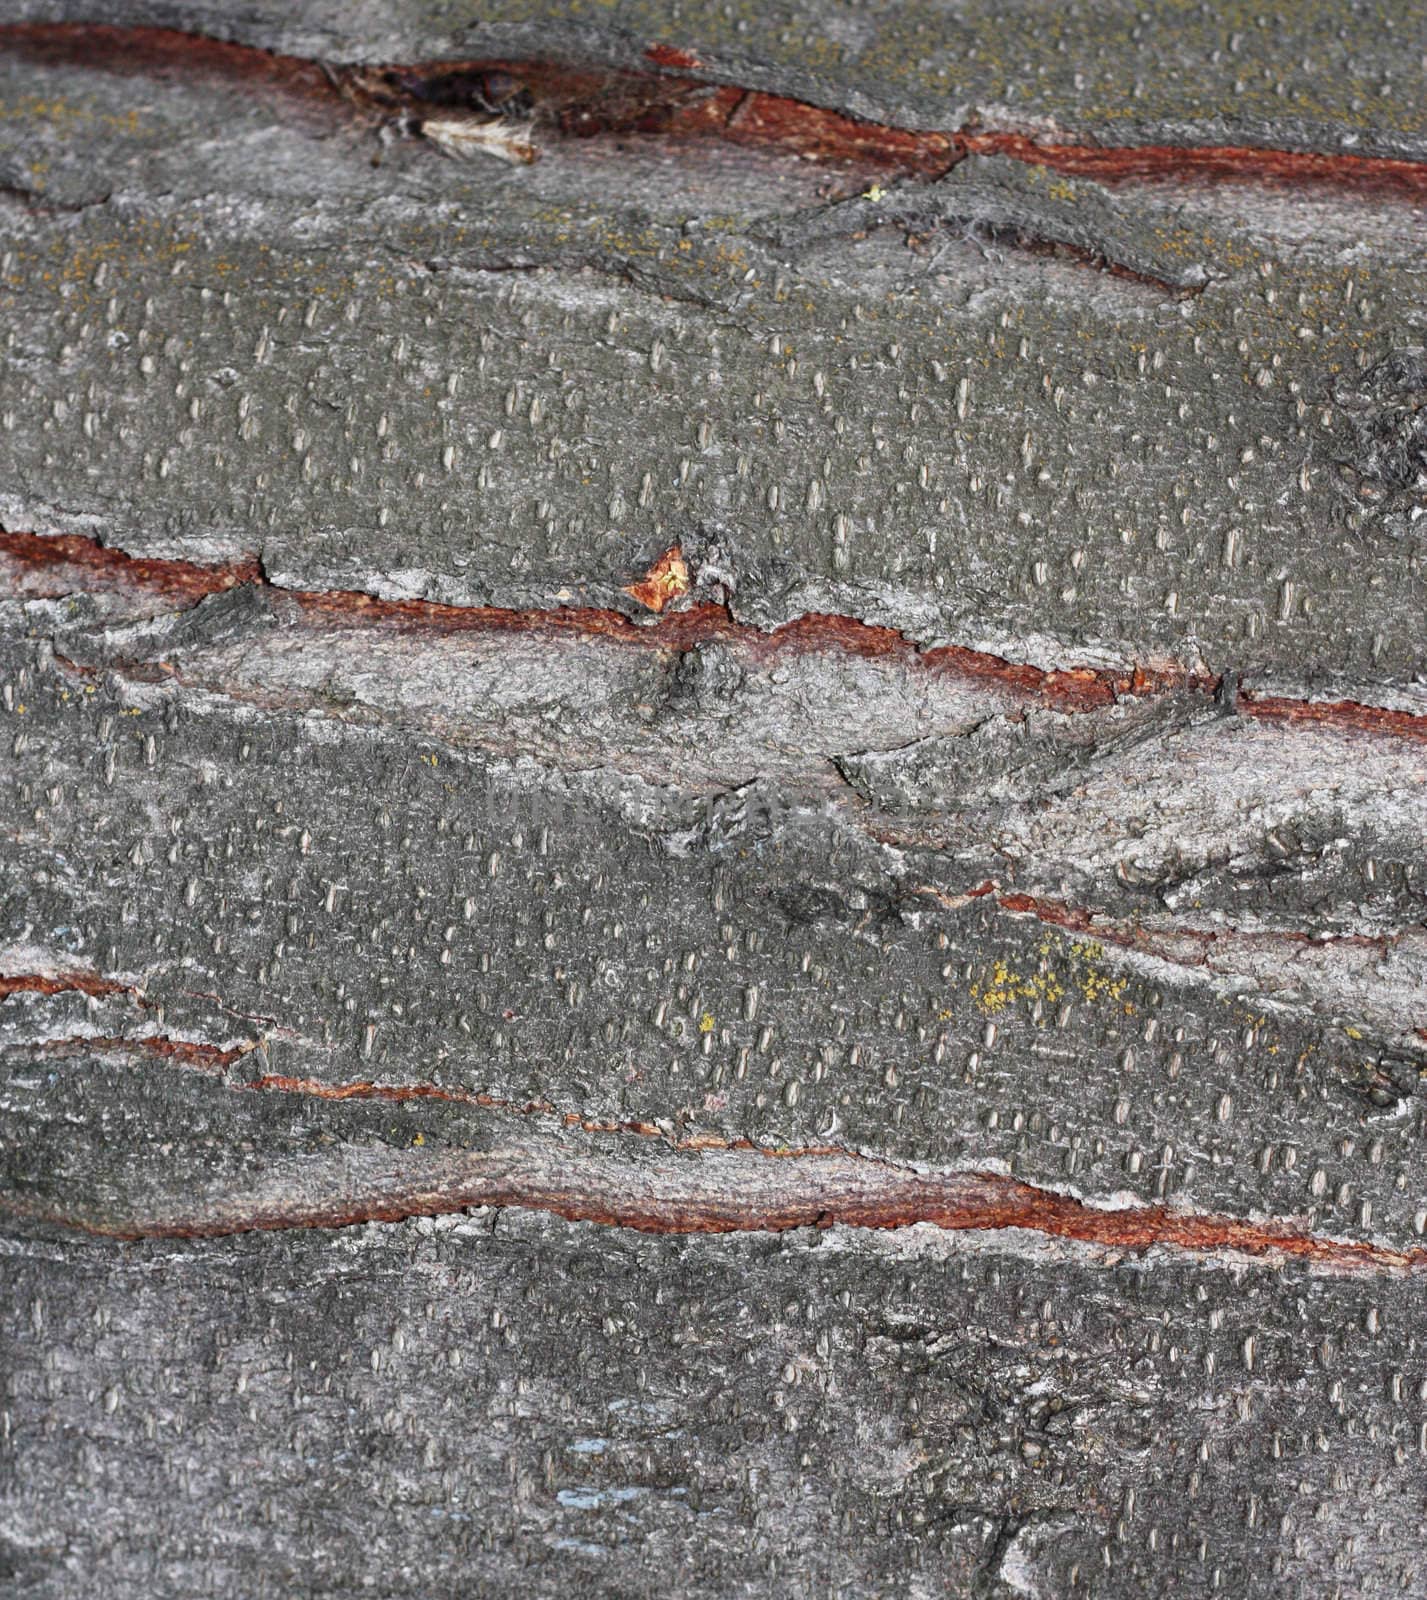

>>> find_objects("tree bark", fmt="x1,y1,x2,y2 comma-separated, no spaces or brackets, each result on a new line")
1,6,1425,1595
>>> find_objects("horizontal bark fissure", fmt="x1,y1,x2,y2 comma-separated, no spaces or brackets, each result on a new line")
14,1033,255,1067
0,963,297,1037
11,1071,1424,1270
6,1054,1423,1270
0,528,264,606
921,885,1413,962
0,969,148,1002
4,22,1427,197
8,528,1427,741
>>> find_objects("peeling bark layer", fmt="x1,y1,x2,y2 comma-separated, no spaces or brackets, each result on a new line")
2,6,1427,1597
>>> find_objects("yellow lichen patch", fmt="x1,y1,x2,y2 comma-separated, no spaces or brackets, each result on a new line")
698,1012,715,1034
970,935,1131,1017
0,93,142,137
1066,941,1131,1006
970,959,1065,1016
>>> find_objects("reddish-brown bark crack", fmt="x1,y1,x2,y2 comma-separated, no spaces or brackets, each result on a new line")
916,885,1406,969
7,1058,1420,1263
954,130,1427,198
15,1086,1423,1269
28,1033,256,1068
0,962,256,1063
3,967,311,1052
126,1036,254,1067
992,890,1406,961
0,529,261,606
250,1072,542,1115
3,24,1426,196
1,966,290,1054
9,529,1427,742
0,969,143,1002
357,65,1427,196
88,1070,1425,1267
644,44,703,72
246,1071,845,1153
1238,692,1427,745
990,890,1197,948
0,527,1163,711
0,22,332,99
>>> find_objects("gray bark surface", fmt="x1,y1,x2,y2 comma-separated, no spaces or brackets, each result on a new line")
1,6,1426,1597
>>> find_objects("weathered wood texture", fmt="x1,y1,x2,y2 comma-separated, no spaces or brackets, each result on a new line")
1,5,1426,1596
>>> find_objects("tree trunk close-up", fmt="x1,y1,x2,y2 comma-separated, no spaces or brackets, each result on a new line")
2,3,1426,1595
